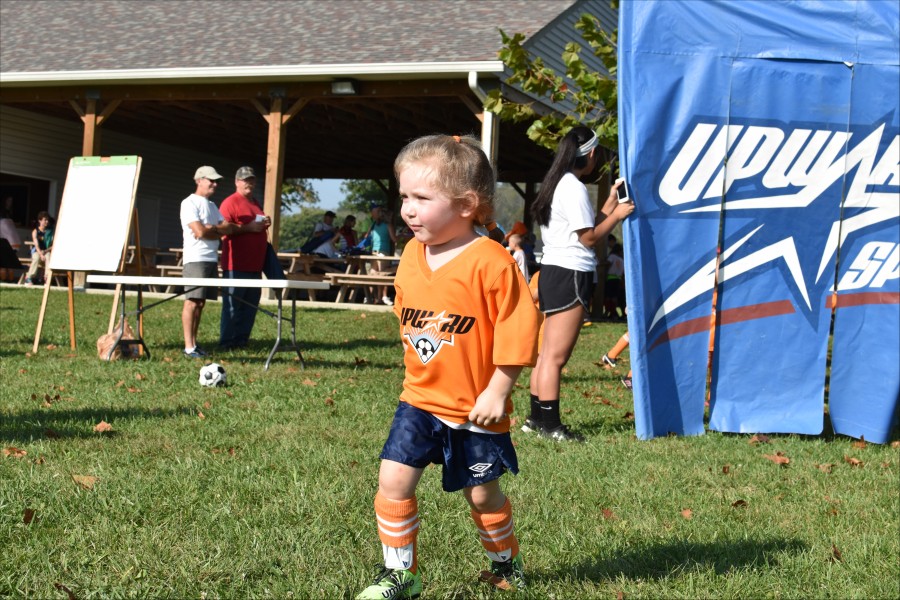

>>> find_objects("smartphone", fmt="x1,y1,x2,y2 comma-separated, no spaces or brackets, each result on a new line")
615,177,631,203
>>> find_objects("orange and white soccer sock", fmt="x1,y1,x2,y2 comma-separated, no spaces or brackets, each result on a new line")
375,491,419,573
608,331,630,360
471,498,519,563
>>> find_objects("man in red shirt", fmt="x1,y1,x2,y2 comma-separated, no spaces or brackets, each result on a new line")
218,166,270,349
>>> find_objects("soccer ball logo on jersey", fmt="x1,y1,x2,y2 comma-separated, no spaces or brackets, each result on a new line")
399,308,476,364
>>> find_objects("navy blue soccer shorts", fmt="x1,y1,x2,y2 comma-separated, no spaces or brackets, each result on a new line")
380,401,519,492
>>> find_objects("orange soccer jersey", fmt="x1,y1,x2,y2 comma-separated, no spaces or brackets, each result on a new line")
393,237,539,433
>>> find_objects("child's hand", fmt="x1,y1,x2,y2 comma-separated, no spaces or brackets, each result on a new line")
468,389,508,428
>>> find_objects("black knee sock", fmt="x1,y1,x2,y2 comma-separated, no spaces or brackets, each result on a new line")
529,394,542,423
539,400,561,430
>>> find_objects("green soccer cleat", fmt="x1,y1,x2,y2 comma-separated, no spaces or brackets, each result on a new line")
356,565,422,599
479,554,527,591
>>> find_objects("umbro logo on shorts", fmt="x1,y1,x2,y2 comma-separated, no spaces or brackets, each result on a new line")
469,462,493,477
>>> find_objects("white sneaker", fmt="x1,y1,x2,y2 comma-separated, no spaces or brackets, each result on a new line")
382,296,394,306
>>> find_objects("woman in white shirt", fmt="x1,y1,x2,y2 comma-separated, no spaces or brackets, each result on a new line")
524,126,634,441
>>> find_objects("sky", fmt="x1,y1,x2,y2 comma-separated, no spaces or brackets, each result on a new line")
311,179,345,211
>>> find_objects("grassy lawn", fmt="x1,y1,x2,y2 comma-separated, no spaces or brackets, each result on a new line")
1,286,897,599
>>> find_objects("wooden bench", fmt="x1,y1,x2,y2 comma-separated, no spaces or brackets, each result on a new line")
324,272,396,303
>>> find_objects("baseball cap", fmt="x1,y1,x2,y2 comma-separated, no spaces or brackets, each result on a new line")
324,210,336,218
194,166,223,180
235,166,256,180
504,221,528,241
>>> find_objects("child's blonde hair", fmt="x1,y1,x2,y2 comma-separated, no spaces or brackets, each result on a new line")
393,134,495,226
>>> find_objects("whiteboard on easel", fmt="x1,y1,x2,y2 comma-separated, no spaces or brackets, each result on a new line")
49,156,142,272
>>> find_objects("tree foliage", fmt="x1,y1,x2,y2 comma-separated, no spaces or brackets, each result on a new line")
280,178,321,213
485,7,619,155
277,209,322,251
338,179,391,214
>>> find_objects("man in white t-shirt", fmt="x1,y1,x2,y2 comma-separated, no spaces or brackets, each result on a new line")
313,210,336,236
179,166,250,358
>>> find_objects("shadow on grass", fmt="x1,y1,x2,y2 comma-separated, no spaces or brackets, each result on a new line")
0,405,197,443
546,537,807,583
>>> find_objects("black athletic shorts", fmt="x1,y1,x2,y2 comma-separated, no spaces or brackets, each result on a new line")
537,263,594,315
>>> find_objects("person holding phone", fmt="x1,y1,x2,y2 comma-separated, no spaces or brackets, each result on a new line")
523,126,634,441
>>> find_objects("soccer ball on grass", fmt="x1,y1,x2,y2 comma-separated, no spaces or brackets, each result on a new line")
199,362,227,387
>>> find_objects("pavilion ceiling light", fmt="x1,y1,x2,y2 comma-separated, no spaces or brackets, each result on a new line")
331,79,358,95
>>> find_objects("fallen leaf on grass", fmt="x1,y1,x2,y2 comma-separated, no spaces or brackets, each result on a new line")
19,368,27,373
891,441,900,449
302,378,317,386
843,456,863,467
54,583,76,600
601,508,617,520
816,463,835,474
72,474,98,490
851,437,866,449
135,373,145,381
681,508,693,519
623,411,634,420
163,357,173,363
3,447,27,458
749,434,770,445
34,455,45,465
731,499,748,509
23,508,35,524
197,411,205,420
93,421,113,433
830,544,843,562
478,570,511,590
763,452,790,466
115,380,125,388
616,591,625,600
46,344,57,350
202,401,211,409
324,397,334,406
722,464,731,474
127,387,140,393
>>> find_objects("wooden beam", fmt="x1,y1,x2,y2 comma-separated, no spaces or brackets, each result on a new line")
81,99,99,156
96,98,121,126
282,98,309,125
261,97,286,248
0,79,471,103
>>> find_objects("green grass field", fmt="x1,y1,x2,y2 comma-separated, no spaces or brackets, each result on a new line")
1,286,897,599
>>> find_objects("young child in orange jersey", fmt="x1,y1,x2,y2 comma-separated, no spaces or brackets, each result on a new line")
356,135,539,599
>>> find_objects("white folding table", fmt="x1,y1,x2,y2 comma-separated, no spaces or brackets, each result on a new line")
87,274,330,369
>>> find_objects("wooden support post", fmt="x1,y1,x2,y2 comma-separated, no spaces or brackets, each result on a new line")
253,95,307,250
263,97,285,248
70,97,122,289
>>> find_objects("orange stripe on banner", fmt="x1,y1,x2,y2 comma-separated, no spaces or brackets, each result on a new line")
827,291,900,309
650,300,795,351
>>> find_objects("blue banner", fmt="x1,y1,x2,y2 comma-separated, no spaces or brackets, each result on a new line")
619,1,899,441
